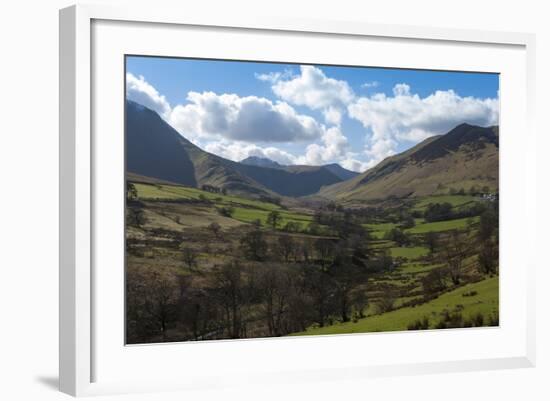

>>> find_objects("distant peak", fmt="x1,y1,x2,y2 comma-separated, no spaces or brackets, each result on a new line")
240,156,282,169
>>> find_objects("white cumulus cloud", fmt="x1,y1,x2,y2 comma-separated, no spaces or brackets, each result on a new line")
268,65,355,125
348,83,499,167
126,73,171,119
169,91,324,143
297,127,349,166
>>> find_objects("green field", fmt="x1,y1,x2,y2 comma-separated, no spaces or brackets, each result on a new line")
389,246,429,259
231,207,312,227
134,183,281,211
413,195,478,211
398,262,442,274
406,216,479,234
133,182,314,228
363,222,397,239
292,276,498,336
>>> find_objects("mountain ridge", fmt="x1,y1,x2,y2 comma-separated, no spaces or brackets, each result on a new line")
318,123,499,202
240,156,360,181
126,100,346,197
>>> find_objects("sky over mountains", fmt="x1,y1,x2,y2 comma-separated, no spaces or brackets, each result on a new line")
126,57,499,172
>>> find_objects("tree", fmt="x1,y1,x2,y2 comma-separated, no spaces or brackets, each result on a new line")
126,266,179,342
351,290,368,319
376,290,396,314
178,283,219,341
307,221,321,235
217,206,234,218
181,247,198,270
303,264,337,327
126,182,138,201
211,262,249,339
479,208,498,241
314,238,336,264
328,257,366,322
401,215,415,229
239,229,268,261
257,264,294,336
126,207,147,228
442,230,469,285
208,222,221,238
300,239,313,262
385,227,410,246
276,235,296,263
478,239,498,274
283,221,301,233
421,267,447,295
425,232,439,254
424,202,453,222
266,210,282,230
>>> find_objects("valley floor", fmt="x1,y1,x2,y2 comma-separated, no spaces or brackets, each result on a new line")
125,180,499,344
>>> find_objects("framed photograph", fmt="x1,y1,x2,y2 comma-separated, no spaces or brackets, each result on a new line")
59,4,536,396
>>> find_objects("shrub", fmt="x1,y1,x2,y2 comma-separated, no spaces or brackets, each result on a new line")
488,312,499,326
472,312,484,327
407,316,430,330
376,294,396,314
436,311,464,329
217,206,234,218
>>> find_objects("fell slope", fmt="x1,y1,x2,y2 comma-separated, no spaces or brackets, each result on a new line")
319,124,499,202
126,100,347,197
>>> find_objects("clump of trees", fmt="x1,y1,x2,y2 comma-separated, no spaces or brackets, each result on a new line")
126,266,180,342
201,184,227,195
424,202,453,222
126,220,399,342
266,211,282,229
441,230,470,285
126,182,138,201
385,227,410,246
127,207,147,228
216,206,234,218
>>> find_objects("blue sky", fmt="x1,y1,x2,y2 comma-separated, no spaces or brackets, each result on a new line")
126,56,499,172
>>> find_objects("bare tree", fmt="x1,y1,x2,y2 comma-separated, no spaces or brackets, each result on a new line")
126,207,147,228
425,231,439,255
211,262,257,339
442,230,470,285
258,264,293,336
478,239,498,274
376,290,396,314
126,266,179,342
207,222,221,238
276,235,295,263
239,229,268,261
181,247,198,270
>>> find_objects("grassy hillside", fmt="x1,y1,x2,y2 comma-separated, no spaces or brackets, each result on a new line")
292,276,498,336
127,100,348,197
133,182,313,228
319,124,498,202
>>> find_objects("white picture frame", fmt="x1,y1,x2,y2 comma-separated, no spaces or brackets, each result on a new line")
59,4,536,397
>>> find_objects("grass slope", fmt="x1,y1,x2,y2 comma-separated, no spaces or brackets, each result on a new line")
406,216,479,234
319,124,498,202
291,276,498,336
133,182,313,228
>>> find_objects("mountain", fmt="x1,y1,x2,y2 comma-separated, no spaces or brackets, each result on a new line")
241,156,282,169
323,163,360,180
318,123,499,202
126,100,345,197
241,156,359,180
